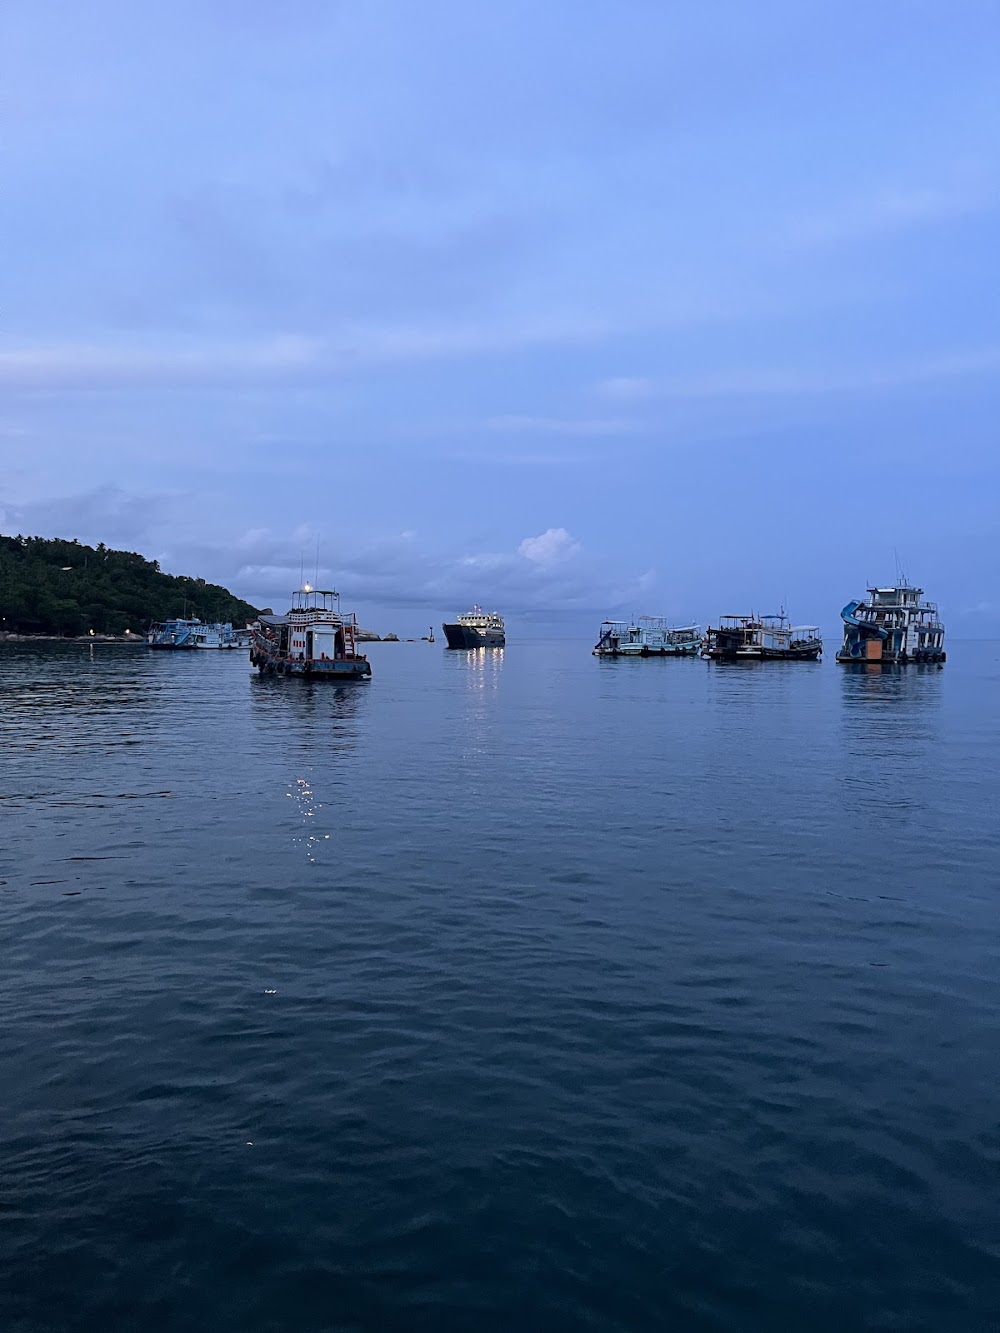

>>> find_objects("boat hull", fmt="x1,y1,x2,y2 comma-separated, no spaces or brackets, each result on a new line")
442,623,505,649
836,649,946,664
250,650,371,680
704,646,822,661
595,642,700,657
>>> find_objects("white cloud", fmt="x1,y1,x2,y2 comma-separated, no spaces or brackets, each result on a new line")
597,347,1000,403
787,183,997,248
518,527,581,565
0,489,645,617
483,415,635,436
0,316,614,392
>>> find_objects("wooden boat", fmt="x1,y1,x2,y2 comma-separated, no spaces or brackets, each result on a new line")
703,613,821,661
249,587,371,680
593,617,701,656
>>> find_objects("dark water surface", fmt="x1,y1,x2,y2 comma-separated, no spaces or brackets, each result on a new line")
2,640,999,1331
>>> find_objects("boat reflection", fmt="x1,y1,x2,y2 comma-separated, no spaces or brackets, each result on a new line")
459,644,504,693
836,658,944,831
249,674,370,864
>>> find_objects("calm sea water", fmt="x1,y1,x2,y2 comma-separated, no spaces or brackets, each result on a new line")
2,639,999,1331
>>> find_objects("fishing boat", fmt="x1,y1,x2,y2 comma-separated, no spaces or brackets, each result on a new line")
190,622,243,650
147,617,200,648
837,583,945,663
442,607,505,649
249,586,372,680
593,617,701,657
703,612,821,661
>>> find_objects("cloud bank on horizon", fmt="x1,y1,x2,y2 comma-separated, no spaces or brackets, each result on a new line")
2,1,998,632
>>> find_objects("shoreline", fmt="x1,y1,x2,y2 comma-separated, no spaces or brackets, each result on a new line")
0,633,146,644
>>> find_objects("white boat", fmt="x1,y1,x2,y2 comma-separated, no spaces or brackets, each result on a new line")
189,622,243,650
837,583,945,663
593,617,701,657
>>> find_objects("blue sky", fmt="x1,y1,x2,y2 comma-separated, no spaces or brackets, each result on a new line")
2,0,998,634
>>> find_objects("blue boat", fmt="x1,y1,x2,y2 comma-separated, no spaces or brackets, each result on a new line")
147,617,200,649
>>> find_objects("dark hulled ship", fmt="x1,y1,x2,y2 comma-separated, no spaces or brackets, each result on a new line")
442,607,505,649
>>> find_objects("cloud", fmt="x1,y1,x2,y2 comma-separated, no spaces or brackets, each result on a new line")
233,525,625,616
0,316,614,392
786,184,997,248
518,527,581,565
597,347,1000,403
0,484,189,553
484,415,635,436
0,487,643,617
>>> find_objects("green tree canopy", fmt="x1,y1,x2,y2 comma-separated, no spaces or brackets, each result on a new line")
0,534,259,636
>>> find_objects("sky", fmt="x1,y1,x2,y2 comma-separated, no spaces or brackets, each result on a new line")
2,0,999,636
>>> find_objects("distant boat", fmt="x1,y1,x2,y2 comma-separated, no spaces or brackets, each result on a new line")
703,612,821,661
837,583,945,664
593,617,701,657
148,618,247,650
147,617,200,649
442,607,505,649
189,622,243,650
249,587,372,680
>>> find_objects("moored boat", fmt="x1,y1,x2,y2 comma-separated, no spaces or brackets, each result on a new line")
703,613,821,661
442,607,505,649
249,587,372,680
836,583,945,663
190,622,243,649
148,617,201,648
593,617,701,657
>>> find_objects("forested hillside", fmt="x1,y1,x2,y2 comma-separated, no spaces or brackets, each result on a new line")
0,534,259,635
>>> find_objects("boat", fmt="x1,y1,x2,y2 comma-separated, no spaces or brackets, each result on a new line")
190,622,243,650
703,612,821,661
147,617,201,648
593,617,701,657
249,587,372,680
442,607,505,649
836,583,945,663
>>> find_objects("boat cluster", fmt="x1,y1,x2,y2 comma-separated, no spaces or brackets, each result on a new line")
145,580,946,682
593,583,946,664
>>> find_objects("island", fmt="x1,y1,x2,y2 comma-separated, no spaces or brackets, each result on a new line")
0,534,259,638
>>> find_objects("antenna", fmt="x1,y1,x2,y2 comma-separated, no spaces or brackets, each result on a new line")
894,547,908,587
300,550,304,590
315,535,320,587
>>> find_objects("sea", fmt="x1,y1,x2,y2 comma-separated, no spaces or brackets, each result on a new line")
2,638,998,1332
